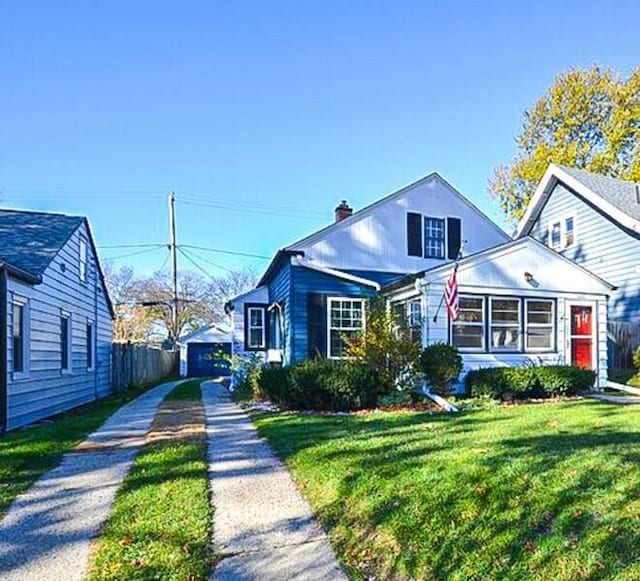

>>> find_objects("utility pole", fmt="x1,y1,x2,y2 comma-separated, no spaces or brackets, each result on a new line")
168,192,178,343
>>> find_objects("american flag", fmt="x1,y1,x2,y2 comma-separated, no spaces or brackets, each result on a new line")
444,264,459,320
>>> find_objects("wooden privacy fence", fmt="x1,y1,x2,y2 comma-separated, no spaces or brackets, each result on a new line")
111,343,178,391
608,320,640,369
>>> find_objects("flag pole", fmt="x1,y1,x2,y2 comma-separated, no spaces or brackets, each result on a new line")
432,240,467,323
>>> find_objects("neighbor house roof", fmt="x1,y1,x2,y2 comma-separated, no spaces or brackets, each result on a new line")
517,164,640,237
0,209,84,279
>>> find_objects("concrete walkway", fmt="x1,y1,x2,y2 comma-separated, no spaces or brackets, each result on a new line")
202,380,346,580
0,379,180,581
588,392,640,404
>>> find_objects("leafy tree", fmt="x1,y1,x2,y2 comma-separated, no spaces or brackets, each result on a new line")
491,65,640,223
346,297,422,395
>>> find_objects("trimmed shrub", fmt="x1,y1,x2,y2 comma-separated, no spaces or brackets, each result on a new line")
633,345,640,373
254,358,380,411
465,365,596,400
419,343,463,394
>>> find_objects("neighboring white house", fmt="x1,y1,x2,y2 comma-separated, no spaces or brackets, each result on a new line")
225,285,269,361
384,237,614,390
178,324,232,378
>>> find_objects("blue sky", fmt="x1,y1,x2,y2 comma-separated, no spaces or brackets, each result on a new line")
2,1,638,278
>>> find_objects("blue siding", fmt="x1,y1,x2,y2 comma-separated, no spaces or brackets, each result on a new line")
529,182,640,322
268,260,293,364
290,266,378,364
6,223,112,430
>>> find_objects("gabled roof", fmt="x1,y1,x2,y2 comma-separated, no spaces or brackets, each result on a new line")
0,209,83,278
517,164,640,237
0,208,114,318
286,172,508,251
383,236,615,294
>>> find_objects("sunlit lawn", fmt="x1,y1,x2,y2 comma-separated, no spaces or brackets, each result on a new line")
255,400,640,580
0,376,177,517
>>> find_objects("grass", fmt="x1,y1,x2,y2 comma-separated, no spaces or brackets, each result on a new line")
254,400,640,580
0,375,178,517
88,379,212,580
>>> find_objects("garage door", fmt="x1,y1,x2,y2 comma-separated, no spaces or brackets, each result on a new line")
187,342,232,377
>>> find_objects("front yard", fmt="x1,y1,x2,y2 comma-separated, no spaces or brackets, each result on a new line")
254,400,640,580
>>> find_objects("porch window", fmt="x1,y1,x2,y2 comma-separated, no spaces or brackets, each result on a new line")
490,298,520,351
451,296,484,350
247,307,266,350
424,217,445,259
328,298,365,358
525,300,554,351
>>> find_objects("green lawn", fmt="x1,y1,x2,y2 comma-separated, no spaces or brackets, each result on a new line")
254,400,640,580
88,379,212,580
0,376,177,517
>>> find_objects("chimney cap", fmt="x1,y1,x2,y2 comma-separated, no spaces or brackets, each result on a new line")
335,199,351,211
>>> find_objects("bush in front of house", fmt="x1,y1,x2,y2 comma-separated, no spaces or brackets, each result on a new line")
419,343,463,394
465,365,596,400
633,345,640,373
254,358,380,412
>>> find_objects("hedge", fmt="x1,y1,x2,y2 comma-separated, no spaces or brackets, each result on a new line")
465,365,596,400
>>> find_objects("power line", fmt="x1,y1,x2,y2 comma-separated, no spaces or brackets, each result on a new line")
178,198,328,220
99,243,166,249
178,247,233,276
179,244,270,260
185,247,236,273
101,246,166,261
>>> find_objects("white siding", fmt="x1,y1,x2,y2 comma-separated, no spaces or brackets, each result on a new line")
293,175,509,273
230,286,268,358
6,223,112,430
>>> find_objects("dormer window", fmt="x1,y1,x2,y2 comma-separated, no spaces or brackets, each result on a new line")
407,213,461,260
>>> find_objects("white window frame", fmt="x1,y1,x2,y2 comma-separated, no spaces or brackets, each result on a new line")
79,238,88,282
489,297,521,352
424,216,446,259
61,311,72,373
247,306,266,350
12,296,30,379
548,215,575,251
86,320,95,371
524,299,555,352
327,297,366,359
451,295,485,352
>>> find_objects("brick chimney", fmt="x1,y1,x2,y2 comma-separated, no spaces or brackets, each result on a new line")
334,200,353,222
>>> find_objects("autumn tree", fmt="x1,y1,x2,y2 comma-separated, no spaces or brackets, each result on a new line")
491,65,640,223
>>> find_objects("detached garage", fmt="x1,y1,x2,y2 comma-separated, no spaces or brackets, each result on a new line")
179,325,233,378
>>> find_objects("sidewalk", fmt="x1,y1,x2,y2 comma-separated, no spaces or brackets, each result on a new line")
0,379,180,581
202,380,346,580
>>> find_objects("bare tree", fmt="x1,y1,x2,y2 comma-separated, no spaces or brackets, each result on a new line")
206,267,259,324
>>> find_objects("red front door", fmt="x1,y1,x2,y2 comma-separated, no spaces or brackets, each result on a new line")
570,305,593,369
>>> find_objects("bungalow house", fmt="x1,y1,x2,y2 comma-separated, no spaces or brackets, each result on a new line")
228,172,616,391
516,164,640,364
1,209,113,432
228,173,511,365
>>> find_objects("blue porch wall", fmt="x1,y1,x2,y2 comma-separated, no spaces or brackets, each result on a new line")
267,262,379,365
529,182,640,322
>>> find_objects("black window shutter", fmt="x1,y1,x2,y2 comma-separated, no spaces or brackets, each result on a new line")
307,293,326,358
447,217,462,259
407,212,423,257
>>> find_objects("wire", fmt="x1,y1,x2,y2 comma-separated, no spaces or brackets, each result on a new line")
99,243,167,249
186,247,240,273
179,244,270,260
177,247,233,276
178,198,328,220
101,246,165,261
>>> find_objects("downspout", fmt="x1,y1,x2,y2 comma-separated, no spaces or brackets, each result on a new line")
0,268,8,434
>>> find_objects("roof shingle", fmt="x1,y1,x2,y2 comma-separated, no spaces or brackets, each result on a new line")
0,210,83,278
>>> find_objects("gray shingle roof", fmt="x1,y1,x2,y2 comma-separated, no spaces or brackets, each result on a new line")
0,210,83,278
557,165,640,222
